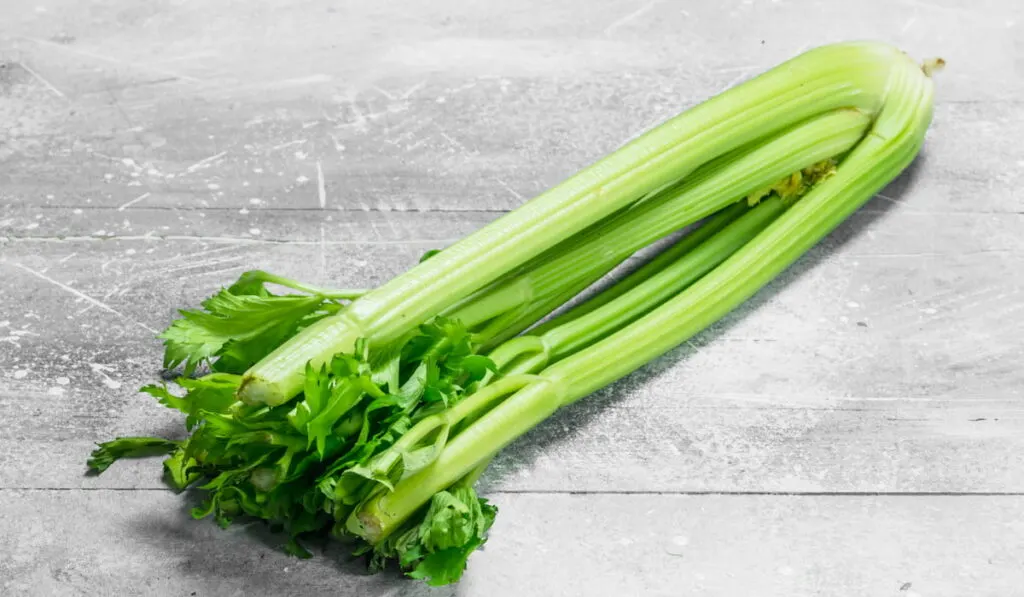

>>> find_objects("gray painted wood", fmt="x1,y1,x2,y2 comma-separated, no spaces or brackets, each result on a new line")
1,0,1022,593
3,491,1023,596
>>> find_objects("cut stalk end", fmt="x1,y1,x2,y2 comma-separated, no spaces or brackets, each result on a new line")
921,57,946,77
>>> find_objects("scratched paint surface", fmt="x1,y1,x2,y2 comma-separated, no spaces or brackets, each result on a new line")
2,0,1023,595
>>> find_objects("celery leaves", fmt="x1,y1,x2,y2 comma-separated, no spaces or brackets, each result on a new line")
90,287,501,584
367,486,497,586
158,270,346,375
87,437,180,473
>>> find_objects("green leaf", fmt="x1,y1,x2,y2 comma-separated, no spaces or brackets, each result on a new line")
399,422,449,478
159,289,326,374
96,308,502,582
337,454,400,500
284,537,313,559
367,524,422,572
140,383,188,413
334,414,449,503
200,412,251,439
219,485,262,518
397,362,428,403
162,447,201,490
453,354,497,385
87,437,180,474
180,374,241,406
418,249,442,263
371,351,401,395
305,381,364,457
316,414,412,498
226,270,273,297
191,497,217,520
287,363,329,433
418,487,494,552
141,374,240,430
212,313,328,375
366,485,497,586
406,539,486,587
421,360,457,407
405,487,496,586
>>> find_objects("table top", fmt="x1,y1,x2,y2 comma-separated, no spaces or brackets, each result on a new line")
2,1,1022,595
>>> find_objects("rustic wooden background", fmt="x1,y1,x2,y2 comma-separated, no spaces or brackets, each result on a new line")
2,0,1022,595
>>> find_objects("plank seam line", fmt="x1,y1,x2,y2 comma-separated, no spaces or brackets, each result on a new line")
4,237,1018,256
7,205,513,214
6,205,1024,216
2,235,461,245
3,488,1023,496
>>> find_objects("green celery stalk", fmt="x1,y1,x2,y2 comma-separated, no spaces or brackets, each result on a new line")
527,201,751,336
239,42,905,406
541,196,788,362
382,196,790,468
348,43,936,542
452,108,870,347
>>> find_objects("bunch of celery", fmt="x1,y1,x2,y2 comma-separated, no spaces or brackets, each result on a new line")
89,42,938,585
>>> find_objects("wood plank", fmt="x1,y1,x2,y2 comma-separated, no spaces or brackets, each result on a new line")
4,0,1015,103
3,2,1020,214
3,201,1023,250
1,490,1022,596
0,207,497,244
2,85,1020,215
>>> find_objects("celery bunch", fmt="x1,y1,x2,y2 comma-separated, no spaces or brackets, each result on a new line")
89,42,938,586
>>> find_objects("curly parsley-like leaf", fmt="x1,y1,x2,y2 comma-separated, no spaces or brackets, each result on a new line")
369,485,497,586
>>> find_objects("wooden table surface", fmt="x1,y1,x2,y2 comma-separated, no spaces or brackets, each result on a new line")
2,1,1022,595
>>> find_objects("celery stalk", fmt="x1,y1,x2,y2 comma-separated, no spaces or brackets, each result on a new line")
240,42,905,406
456,108,870,347
350,43,936,542
89,42,941,588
